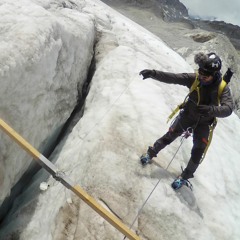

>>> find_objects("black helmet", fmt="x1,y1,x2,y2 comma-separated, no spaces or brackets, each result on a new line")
194,52,222,74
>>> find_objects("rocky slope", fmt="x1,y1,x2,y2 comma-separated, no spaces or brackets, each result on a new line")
102,0,240,51
190,19,240,51
102,0,188,20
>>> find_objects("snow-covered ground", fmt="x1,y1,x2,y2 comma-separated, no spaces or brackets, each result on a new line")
0,0,240,239
0,0,95,204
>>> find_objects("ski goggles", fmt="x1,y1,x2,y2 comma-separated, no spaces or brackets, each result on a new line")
198,68,213,77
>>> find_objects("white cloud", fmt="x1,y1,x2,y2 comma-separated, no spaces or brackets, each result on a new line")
180,0,240,26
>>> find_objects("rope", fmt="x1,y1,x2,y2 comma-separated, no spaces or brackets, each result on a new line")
80,76,136,141
123,129,192,240
62,76,137,175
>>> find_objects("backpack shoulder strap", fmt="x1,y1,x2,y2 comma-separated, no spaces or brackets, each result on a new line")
201,79,228,162
218,79,227,103
167,73,199,123
190,73,200,93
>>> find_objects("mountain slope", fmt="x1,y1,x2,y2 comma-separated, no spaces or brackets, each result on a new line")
0,0,240,239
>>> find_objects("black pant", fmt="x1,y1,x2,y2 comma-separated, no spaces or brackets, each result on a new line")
148,114,210,179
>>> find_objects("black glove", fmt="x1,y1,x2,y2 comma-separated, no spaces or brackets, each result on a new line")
139,69,156,80
197,105,214,117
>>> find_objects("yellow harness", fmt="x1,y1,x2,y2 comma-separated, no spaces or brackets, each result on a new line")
167,74,227,162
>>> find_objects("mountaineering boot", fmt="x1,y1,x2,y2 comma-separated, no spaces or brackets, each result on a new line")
140,153,152,166
171,176,193,190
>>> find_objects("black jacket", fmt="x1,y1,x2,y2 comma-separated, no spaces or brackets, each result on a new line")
152,71,233,124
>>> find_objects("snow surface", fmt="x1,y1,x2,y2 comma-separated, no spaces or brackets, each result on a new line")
0,0,240,239
0,0,95,203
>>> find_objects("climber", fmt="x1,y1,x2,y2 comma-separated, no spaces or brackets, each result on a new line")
139,52,234,190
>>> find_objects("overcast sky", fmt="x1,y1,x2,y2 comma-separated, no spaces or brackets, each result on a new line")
180,0,240,26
